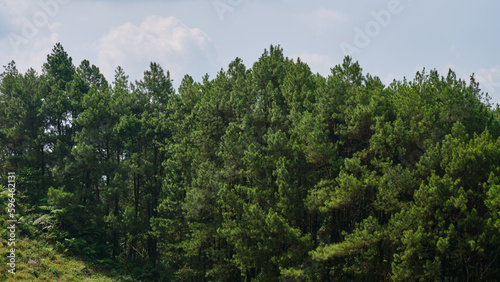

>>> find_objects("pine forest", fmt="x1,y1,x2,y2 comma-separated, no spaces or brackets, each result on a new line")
1,43,500,281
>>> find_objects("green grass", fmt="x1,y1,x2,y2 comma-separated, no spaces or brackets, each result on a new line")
0,237,121,281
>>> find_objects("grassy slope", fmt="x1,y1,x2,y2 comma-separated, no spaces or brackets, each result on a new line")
1,237,120,281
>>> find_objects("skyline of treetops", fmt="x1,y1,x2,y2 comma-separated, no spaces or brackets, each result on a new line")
1,43,500,281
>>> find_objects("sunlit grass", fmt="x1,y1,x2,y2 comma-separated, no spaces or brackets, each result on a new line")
0,237,118,281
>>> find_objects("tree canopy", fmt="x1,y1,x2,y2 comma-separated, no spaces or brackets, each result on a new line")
1,43,500,281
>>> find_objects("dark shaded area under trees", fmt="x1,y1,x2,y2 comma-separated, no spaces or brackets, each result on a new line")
1,43,500,281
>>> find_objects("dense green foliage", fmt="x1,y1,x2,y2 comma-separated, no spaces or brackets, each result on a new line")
1,43,500,281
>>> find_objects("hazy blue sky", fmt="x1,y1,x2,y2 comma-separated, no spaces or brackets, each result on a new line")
1,0,499,105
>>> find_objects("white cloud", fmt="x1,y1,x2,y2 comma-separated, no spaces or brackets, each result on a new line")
476,66,500,85
297,8,348,34
0,0,68,74
475,66,500,105
97,15,219,85
0,0,34,20
449,44,460,58
1,0,68,31
292,52,333,75
440,63,463,78
0,30,59,76
381,72,401,86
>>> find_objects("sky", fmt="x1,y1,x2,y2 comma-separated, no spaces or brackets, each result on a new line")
1,0,500,106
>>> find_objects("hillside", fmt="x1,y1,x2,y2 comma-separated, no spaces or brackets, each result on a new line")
0,236,118,281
